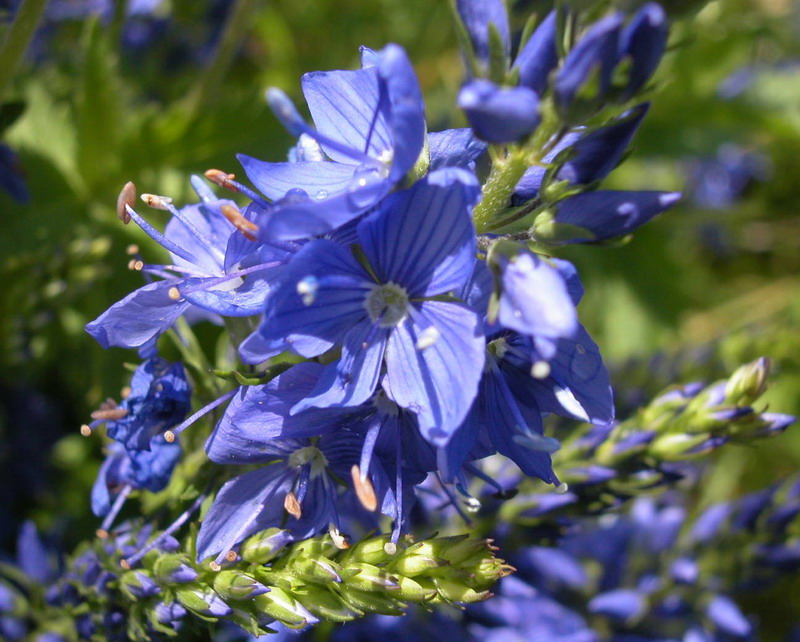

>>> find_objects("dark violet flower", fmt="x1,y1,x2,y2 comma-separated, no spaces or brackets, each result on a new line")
239,44,426,240
458,80,541,143
86,178,284,352
240,168,485,446
84,357,191,451
532,190,682,244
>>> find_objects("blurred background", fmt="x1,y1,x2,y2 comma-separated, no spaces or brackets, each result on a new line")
1,0,799,635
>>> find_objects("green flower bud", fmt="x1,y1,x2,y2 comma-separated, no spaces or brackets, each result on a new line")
346,534,398,565
431,576,490,603
175,586,232,618
393,574,437,602
289,586,362,622
213,570,270,600
725,358,770,406
530,210,594,244
390,541,448,577
253,586,316,628
334,585,407,616
341,562,400,592
153,553,198,584
286,555,342,583
240,528,291,565
649,433,711,461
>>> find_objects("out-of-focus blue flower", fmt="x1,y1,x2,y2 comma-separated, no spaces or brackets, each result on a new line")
239,44,426,240
686,144,771,210
91,437,181,517
458,80,540,143
240,168,485,446
0,144,29,203
455,0,510,70
84,357,191,452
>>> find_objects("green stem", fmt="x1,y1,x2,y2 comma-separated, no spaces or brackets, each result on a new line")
0,0,49,106
183,0,261,122
472,150,532,234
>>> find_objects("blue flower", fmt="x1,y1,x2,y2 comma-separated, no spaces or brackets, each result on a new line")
196,432,363,564
86,177,286,352
241,168,485,446
91,436,181,518
84,357,191,452
458,80,541,143
238,44,426,240
455,0,510,72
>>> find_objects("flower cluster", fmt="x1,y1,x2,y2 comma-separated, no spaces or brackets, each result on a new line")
81,1,684,572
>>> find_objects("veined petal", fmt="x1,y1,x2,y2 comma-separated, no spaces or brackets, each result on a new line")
293,321,390,413
257,239,373,358
302,67,392,163
237,155,358,201
384,300,484,445
85,280,191,350
196,466,291,562
481,362,557,483
377,44,426,182
504,327,614,425
358,168,480,297
180,272,273,317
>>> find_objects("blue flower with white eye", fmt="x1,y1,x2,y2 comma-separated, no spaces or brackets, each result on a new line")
238,44,426,241
85,177,290,353
240,167,486,446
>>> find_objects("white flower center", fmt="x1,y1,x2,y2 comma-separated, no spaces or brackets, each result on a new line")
364,282,409,327
288,446,328,479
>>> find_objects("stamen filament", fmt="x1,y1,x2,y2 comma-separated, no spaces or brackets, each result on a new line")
100,484,133,534
164,389,238,442
124,205,200,265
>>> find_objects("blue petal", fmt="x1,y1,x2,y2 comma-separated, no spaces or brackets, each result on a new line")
513,11,558,95
549,190,681,242
505,327,614,425
555,13,623,111
293,321,390,413
376,44,427,182
237,155,357,201
180,271,273,317
588,588,646,620
706,595,752,637
428,129,487,171
481,362,557,483
455,0,510,65
85,281,190,350
256,239,373,359
497,251,578,339
384,300,484,445
458,80,540,143
195,465,291,562
358,167,479,297
302,66,391,164
620,3,668,98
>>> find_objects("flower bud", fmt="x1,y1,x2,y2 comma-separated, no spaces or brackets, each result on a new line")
724,358,770,406
253,587,318,628
240,528,292,565
213,570,270,600
334,586,405,615
153,554,198,584
341,562,399,592
175,586,232,618
119,570,161,599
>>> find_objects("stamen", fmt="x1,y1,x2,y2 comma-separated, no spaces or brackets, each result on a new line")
128,259,144,271
122,494,206,568
284,491,302,519
203,170,272,208
220,204,258,241
80,424,92,437
120,386,132,399
96,528,109,539
99,484,133,534
117,182,136,224
157,199,226,264
530,360,551,379
168,287,182,301
90,407,129,421
209,561,222,572
124,205,200,265
164,389,238,440
126,244,139,255
141,193,174,210
383,542,397,555
351,465,378,512
225,550,238,562
415,326,440,351
328,525,349,550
